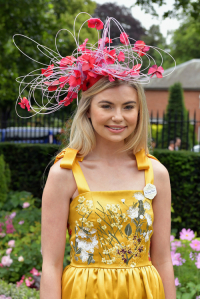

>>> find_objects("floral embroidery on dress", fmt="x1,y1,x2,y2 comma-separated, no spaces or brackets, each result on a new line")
70,192,153,266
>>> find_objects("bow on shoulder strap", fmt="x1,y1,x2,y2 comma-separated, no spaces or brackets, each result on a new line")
135,149,159,185
54,147,90,194
54,147,83,169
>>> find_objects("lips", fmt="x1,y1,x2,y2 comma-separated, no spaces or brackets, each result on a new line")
105,125,127,133
105,126,126,129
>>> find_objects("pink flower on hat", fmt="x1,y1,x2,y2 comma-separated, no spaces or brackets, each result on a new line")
41,64,54,77
59,91,77,106
120,32,129,45
180,228,195,241
78,54,96,71
18,97,31,111
69,70,82,87
98,37,112,46
104,49,117,64
59,56,76,68
44,80,60,92
133,40,150,57
87,18,104,30
78,38,89,52
118,52,125,62
59,76,69,88
148,65,164,78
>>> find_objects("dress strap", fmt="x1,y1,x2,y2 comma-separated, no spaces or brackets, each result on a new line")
135,149,158,185
54,147,90,195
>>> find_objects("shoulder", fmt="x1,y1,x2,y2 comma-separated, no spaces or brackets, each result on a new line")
46,158,77,198
149,157,170,187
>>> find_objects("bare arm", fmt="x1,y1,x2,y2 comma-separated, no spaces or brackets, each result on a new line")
40,158,76,299
150,159,176,299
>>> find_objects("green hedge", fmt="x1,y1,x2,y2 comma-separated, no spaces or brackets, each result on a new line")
153,149,200,235
0,144,199,235
0,143,60,199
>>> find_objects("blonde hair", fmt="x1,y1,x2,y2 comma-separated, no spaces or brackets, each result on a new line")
67,77,151,156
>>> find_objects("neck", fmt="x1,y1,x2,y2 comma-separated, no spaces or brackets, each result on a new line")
88,135,134,161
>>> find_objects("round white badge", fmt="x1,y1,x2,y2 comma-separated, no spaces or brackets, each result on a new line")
143,184,157,200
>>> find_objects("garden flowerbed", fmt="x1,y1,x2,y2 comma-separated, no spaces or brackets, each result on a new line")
0,190,200,298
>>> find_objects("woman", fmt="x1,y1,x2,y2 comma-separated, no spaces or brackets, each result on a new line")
40,79,175,299
14,13,176,299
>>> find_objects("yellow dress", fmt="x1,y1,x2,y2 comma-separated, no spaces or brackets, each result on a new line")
54,148,165,299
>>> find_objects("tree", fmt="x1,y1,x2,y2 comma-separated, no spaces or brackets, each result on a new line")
94,2,146,44
0,0,96,127
131,0,200,21
167,18,200,66
161,82,192,150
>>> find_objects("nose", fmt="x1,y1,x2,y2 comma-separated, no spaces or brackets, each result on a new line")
111,108,124,122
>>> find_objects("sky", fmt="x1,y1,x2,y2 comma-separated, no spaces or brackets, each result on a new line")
95,0,181,43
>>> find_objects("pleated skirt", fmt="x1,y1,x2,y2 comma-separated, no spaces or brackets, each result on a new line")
61,265,165,299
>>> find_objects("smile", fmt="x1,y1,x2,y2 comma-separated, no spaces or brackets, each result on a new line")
105,126,127,133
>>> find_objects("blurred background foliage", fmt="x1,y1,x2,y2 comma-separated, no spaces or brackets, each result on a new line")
1,0,200,122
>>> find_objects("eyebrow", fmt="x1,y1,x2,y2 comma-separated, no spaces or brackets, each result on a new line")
98,100,137,105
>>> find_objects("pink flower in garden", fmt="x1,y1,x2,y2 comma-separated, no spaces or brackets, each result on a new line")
16,275,25,288
175,277,181,286
9,212,16,219
30,267,41,276
6,248,12,255
171,240,182,252
16,280,23,287
180,228,195,241
170,235,175,242
23,202,30,208
171,252,186,266
195,253,200,269
0,233,6,238
0,263,3,267
190,239,200,251
1,255,13,267
6,218,15,234
18,220,24,225
8,240,15,247
0,222,4,232
25,277,35,287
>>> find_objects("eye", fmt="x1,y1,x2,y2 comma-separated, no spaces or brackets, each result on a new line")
124,105,134,110
101,105,112,109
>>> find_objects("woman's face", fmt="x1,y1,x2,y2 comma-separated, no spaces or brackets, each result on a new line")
87,84,139,144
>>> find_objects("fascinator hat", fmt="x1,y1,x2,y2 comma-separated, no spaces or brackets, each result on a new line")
14,12,175,118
